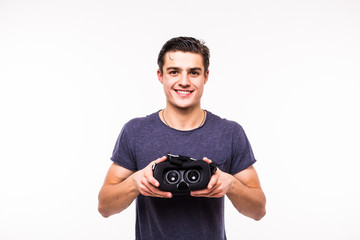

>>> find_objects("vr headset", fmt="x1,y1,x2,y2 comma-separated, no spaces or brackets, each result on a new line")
152,153,217,194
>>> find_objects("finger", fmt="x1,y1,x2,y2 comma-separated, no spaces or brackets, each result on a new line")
145,184,172,198
140,179,172,198
191,183,218,195
207,173,219,189
190,189,210,196
191,190,217,198
154,156,167,164
144,170,160,188
153,189,172,198
191,188,222,198
139,182,155,196
202,157,212,164
146,156,167,187
190,191,204,197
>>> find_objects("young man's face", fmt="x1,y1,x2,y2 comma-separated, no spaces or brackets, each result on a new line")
157,51,209,110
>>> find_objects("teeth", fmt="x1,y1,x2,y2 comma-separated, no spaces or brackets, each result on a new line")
176,90,192,94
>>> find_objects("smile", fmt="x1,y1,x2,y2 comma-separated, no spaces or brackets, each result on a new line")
174,90,194,96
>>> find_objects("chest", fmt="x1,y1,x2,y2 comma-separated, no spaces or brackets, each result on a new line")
132,130,233,172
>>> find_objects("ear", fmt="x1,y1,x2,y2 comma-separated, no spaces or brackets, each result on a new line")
157,69,163,84
204,70,209,85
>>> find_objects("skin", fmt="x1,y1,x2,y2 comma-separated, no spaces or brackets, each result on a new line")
98,51,266,220
157,51,209,130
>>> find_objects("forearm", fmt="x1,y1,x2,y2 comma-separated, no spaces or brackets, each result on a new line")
226,176,266,221
98,173,139,218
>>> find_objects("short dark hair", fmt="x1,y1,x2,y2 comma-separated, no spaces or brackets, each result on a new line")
157,36,210,74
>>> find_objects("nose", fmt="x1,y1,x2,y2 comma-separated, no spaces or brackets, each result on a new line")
178,73,191,87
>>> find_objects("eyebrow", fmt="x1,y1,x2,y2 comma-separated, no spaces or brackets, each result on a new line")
166,67,203,72
189,67,202,72
166,67,180,71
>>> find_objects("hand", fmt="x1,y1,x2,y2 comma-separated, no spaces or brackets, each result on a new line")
190,157,233,198
134,156,172,198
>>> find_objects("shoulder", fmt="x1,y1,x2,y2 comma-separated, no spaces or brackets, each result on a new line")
120,111,162,140
205,111,249,146
206,111,245,133
123,111,160,130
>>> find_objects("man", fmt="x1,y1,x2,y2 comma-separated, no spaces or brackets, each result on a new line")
98,37,266,239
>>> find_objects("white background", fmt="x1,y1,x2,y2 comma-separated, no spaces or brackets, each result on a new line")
1,0,359,239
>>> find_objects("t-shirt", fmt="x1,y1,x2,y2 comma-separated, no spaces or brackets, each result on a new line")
111,111,257,240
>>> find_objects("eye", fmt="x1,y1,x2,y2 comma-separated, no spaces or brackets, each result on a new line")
169,70,178,75
190,71,200,76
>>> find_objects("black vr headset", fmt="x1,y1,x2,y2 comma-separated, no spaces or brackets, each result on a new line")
152,153,217,194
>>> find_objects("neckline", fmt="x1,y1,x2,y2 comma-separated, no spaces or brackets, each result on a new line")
156,110,209,133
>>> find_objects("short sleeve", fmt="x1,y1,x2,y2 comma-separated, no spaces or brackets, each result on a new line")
110,123,137,171
229,124,257,175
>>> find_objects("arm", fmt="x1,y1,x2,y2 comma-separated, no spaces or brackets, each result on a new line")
190,158,266,221
98,163,137,218
226,165,266,220
98,156,172,218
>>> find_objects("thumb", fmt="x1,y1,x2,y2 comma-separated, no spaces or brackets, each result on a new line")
153,156,167,165
202,157,212,164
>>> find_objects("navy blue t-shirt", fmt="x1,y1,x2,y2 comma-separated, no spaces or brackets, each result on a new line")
111,111,256,240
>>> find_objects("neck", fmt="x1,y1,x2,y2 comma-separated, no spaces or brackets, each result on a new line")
160,105,206,131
